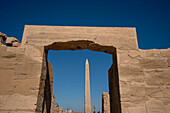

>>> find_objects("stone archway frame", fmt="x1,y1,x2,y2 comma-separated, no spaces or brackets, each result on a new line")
44,40,121,113
22,25,139,113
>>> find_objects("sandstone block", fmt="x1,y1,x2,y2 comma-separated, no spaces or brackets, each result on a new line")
140,50,162,58
145,70,170,86
25,45,43,57
0,62,15,70
160,50,170,57
6,37,19,47
14,63,42,79
0,94,37,111
146,87,170,98
168,58,170,67
0,69,14,95
127,106,147,113
22,25,138,49
117,49,140,67
7,47,25,54
0,32,7,46
11,78,40,96
12,41,20,47
140,58,168,69
0,46,7,52
119,66,144,84
120,87,146,103
146,98,169,113
139,49,170,58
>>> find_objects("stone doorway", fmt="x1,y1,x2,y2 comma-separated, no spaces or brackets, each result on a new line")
37,40,122,113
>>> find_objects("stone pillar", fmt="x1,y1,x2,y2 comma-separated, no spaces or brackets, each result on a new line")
102,92,110,113
84,59,91,113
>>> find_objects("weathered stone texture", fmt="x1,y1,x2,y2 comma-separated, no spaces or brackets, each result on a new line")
0,46,42,112
21,25,138,50
51,93,60,113
168,59,170,67
0,94,37,111
0,25,170,113
102,92,110,113
140,58,168,69
145,70,170,86
118,49,170,113
0,32,7,46
6,37,20,47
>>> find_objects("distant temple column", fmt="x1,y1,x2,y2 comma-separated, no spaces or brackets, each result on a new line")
84,59,91,113
102,92,110,113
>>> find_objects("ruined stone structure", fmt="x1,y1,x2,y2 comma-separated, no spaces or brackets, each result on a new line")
6,37,20,47
84,59,91,113
0,32,7,46
102,92,110,113
0,25,170,113
63,110,72,113
0,32,19,47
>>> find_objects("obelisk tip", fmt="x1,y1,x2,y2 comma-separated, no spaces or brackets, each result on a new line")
86,59,89,64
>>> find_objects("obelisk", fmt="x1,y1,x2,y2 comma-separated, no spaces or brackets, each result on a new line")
84,59,91,113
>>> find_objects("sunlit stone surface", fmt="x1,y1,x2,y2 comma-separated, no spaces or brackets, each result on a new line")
0,25,170,113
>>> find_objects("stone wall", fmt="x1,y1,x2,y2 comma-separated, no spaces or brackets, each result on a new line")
0,25,170,113
0,46,42,113
118,49,170,113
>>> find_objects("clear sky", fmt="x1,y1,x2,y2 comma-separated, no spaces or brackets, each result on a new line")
48,50,112,112
1,0,170,112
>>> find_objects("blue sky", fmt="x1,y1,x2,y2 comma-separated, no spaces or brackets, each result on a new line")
1,0,170,112
48,50,112,112
1,0,170,49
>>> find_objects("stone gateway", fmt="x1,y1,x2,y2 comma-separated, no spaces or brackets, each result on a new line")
0,25,170,113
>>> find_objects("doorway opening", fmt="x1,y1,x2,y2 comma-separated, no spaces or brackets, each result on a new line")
48,49,112,112
37,40,122,113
